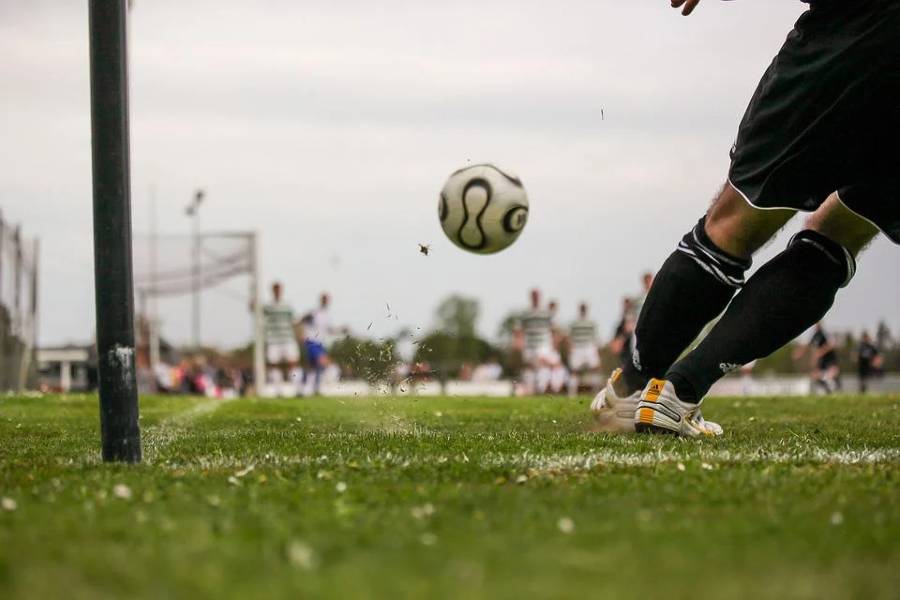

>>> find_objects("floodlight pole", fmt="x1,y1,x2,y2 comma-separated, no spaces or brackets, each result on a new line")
250,233,265,392
148,184,160,372
89,0,142,463
187,189,204,349
0,209,4,302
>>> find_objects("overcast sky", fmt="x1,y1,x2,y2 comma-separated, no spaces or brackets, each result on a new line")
1,0,897,349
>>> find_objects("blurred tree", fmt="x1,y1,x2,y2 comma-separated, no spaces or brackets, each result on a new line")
436,295,479,338
330,335,397,387
876,320,894,350
413,295,496,380
413,331,494,378
494,310,526,379
754,342,803,374
496,310,521,342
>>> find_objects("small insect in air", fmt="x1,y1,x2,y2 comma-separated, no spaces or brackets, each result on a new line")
418,243,431,256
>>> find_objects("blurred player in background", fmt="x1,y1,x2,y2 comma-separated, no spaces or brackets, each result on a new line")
808,322,842,394
855,330,882,394
567,302,601,395
547,300,563,349
262,281,301,396
513,289,559,394
609,297,637,368
739,360,758,396
631,271,654,318
609,273,653,372
301,292,337,396
546,299,568,392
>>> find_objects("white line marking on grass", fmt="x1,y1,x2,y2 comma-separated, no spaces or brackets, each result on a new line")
478,448,900,471
156,447,900,472
143,398,236,463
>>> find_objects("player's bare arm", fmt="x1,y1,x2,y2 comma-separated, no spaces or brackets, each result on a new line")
670,0,701,16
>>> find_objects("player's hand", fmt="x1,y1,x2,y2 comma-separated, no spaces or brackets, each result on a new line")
671,0,701,16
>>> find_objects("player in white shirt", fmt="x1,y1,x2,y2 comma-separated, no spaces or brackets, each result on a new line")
546,299,568,393
301,292,337,396
567,302,601,394
262,282,301,396
514,289,565,394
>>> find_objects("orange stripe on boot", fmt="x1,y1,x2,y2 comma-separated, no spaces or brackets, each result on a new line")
645,379,665,402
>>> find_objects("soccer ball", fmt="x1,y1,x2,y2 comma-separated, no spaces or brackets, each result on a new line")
438,164,529,254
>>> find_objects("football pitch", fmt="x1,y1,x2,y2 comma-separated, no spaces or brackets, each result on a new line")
1,393,898,599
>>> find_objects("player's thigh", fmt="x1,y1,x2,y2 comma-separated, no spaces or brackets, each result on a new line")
571,347,600,371
265,344,282,365
807,192,880,256
267,341,300,365
705,183,795,259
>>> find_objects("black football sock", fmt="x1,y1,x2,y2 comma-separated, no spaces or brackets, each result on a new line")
667,230,855,402
621,216,750,392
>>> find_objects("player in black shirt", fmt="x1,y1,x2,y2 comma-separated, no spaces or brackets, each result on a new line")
856,331,882,394
592,0,899,436
610,297,636,368
809,322,841,394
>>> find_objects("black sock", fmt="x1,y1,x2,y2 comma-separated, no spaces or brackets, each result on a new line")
622,216,750,391
667,230,855,402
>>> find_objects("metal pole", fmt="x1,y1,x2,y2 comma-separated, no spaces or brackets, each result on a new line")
61,360,72,393
12,227,24,391
13,227,21,332
193,208,200,348
89,0,141,463
0,209,4,304
148,185,160,371
190,189,204,349
31,238,38,361
14,232,30,393
250,233,265,393
20,238,39,391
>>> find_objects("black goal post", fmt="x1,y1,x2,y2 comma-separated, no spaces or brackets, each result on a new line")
89,0,142,463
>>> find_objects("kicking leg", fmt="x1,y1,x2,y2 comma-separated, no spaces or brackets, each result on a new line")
665,193,878,405
617,182,793,395
594,184,790,432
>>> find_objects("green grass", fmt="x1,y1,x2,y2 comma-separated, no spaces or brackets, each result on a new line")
1,393,898,599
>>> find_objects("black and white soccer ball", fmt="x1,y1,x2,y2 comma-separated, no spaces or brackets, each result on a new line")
438,164,529,254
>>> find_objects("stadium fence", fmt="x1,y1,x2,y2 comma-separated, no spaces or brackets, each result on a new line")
0,209,39,391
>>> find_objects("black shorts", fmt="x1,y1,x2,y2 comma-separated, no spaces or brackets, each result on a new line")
728,0,900,243
817,354,838,371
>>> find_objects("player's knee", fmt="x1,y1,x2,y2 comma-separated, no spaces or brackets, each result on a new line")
676,216,752,288
705,183,793,257
807,193,879,256
787,229,856,288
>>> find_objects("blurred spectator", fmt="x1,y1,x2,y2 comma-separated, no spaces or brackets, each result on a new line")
632,271,654,318
567,302,601,395
610,297,637,368
856,331,882,394
472,357,503,382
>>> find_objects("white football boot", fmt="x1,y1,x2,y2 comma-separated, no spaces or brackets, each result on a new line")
634,378,723,437
590,368,641,433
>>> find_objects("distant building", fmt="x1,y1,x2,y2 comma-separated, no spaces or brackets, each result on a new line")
36,345,95,393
